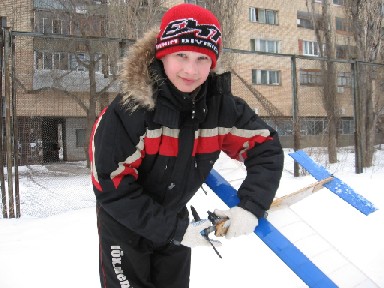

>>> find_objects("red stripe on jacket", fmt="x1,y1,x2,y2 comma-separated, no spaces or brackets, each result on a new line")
90,107,108,192
93,126,272,191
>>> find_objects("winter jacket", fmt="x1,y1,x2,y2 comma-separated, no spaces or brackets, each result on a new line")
89,29,284,246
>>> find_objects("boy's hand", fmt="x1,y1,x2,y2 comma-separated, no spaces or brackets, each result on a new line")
214,207,258,239
179,220,222,248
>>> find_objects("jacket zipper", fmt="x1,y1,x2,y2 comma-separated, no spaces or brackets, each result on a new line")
191,94,196,119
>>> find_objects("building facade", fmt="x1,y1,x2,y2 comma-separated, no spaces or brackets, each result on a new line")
1,0,383,164
1,0,122,164
175,0,384,147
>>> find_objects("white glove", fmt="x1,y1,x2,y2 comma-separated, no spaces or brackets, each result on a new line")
180,220,222,248
214,207,258,239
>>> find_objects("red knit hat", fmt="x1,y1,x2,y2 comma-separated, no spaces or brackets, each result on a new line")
155,4,222,69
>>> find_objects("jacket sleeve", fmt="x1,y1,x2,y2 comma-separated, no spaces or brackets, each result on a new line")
221,96,284,219
90,99,188,245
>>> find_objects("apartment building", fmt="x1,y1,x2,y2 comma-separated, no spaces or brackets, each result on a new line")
1,0,125,164
176,0,360,143
1,0,380,163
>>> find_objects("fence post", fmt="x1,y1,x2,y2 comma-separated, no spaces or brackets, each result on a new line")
11,32,20,218
351,61,363,174
291,55,300,177
4,26,15,218
0,17,7,218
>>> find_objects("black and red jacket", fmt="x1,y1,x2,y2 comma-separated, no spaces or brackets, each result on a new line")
90,29,284,246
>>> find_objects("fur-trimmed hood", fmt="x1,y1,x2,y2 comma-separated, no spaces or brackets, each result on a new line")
119,28,222,111
119,28,159,110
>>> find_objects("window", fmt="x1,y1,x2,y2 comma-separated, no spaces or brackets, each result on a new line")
249,7,257,22
69,53,103,72
70,53,86,71
303,40,320,56
71,19,81,35
35,51,52,70
297,11,321,30
297,11,313,29
250,39,280,53
70,16,104,37
42,17,52,33
333,0,344,5
185,0,206,7
75,129,86,147
35,50,103,72
35,51,43,69
53,53,69,70
249,7,278,25
337,72,351,87
34,0,66,9
36,14,69,34
336,45,348,59
297,17,313,29
52,19,62,34
336,45,356,59
264,119,293,136
301,118,326,135
339,119,354,134
43,52,53,69
75,5,88,14
335,17,350,32
93,53,103,73
300,70,323,86
252,69,281,85
278,121,293,136
314,0,344,5
36,13,70,34
35,51,70,70
300,118,355,136
265,9,278,24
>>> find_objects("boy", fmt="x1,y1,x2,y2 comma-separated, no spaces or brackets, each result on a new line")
90,3,284,288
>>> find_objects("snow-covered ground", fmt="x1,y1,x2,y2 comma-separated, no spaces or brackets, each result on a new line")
0,148,383,287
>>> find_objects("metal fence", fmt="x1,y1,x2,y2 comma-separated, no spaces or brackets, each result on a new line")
226,49,383,144
1,29,384,218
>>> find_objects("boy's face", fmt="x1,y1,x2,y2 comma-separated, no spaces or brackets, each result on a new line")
161,51,212,93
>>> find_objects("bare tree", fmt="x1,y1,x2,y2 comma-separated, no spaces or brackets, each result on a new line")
344,0,382,167
107,0,166,39
306,0,339,163
29,0,165,167
207,1,286,131
205,0,242,71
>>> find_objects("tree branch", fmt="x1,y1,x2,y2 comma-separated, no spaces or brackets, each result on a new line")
27,86,88,112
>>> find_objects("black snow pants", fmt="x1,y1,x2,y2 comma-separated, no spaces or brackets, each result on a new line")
96,204,191,288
